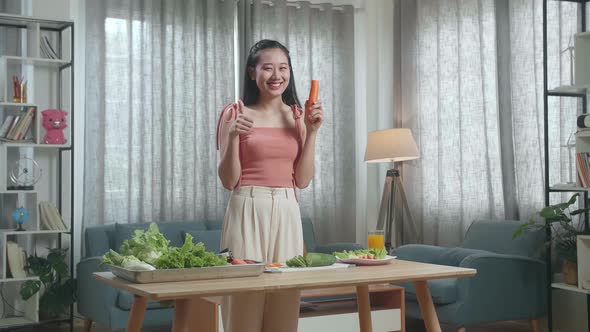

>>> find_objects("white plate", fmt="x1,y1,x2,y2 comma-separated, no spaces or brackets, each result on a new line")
336,255,397,266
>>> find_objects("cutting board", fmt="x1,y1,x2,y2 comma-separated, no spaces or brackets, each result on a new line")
265,263,351,273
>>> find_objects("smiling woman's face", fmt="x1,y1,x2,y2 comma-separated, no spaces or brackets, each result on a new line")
251,48,290,99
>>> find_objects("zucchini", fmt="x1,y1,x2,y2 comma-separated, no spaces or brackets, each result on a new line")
304,253,336,267
285,253,337,268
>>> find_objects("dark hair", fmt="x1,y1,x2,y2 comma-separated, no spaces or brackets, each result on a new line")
242,40,301,107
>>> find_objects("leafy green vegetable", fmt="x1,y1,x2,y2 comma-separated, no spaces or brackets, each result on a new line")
286,255,308,267
100,249,137,267
120,224,170,264
153,233,226,269
333,248,387,260
101,224,227,270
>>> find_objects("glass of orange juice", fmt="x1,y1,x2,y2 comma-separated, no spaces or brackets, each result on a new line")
367,230,385,249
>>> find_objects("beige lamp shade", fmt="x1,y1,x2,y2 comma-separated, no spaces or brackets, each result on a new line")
364,128,419,163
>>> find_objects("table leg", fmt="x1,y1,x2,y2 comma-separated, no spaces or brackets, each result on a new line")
172,297,218,332
413,280,441,332
126,296,148,332
356,285,373,332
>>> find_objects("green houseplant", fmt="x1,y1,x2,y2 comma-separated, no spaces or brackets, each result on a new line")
19,248,76,319
514,193,590,285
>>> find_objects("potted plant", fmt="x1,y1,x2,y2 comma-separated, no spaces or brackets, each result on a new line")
514,193,590,285
19,248,76,320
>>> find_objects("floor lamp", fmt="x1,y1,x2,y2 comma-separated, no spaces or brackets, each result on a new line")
365,128,421,251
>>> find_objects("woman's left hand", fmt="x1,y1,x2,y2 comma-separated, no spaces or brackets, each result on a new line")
305,100,324,133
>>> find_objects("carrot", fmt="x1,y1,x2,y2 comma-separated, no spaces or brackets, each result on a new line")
305,80,320,119
308,80,319,104
231,258,247,265
265,262,282,268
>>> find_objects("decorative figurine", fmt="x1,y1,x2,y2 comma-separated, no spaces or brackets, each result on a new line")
41,109,68,144
12,207,29,231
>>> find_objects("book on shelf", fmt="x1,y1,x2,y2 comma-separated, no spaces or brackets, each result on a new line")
40,35,59,59
4,115,21,139
39,201,67,231
6,241,27,279
0,115,15,137
0,107,36,142
577,152,590,188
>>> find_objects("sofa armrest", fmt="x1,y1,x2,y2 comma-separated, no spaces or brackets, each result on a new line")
313,242,363,254
392,244,448,264
76,256,118,324
454,253,547,325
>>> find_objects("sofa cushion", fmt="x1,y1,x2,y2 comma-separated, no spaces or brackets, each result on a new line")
116,291,168,311
401,278,458,305
159,222,207,247
183,229,222,253
114,222,207,250
461,220,545,258
205,220,223,230
301,218,318,252
435,247,490,267
85,224,115,257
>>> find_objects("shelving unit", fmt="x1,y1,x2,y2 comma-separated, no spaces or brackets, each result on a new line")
543,1,589,331
0,13,73,331
575,32,590,87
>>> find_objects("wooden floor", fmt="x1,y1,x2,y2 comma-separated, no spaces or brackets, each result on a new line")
15,318,541,332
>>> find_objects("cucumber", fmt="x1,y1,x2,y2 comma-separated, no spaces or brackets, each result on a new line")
304,252,336,267
285,253,337,268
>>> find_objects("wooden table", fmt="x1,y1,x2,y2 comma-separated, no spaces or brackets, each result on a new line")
200,284,406,332
95,259,476,332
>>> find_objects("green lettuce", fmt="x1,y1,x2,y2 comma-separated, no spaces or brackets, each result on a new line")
120,223,170,264
101,223,227,269
153,233,226,269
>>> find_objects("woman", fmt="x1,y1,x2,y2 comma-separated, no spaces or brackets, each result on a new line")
216,39,323,332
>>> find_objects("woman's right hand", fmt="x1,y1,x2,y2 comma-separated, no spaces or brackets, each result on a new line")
229,100,254,138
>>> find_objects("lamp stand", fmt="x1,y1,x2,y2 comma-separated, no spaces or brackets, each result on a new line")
376,168,421,252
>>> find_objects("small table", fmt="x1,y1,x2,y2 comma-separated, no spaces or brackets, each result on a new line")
95,259,476,332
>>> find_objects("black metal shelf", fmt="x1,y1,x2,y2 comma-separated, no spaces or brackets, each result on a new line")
547,91,587,98
549,187,590,192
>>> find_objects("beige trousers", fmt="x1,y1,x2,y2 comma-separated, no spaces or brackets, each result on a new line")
220,186,304,332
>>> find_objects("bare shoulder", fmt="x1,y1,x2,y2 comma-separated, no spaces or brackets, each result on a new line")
241,105,256,118
282,104,298,126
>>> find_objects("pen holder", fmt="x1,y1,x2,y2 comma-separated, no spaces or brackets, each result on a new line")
12,77,27,103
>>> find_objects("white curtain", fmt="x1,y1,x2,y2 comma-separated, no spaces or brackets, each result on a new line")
83,0,356,245
239,0,357,243
83,0,236,226
397,0,583,246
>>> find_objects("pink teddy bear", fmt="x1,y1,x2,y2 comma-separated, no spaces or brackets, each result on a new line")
42,109,68,144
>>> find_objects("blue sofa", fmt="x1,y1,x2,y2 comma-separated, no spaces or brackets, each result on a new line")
392,219,547,331
77,218,361,331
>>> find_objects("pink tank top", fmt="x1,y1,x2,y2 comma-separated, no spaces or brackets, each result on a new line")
216,103,304,192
